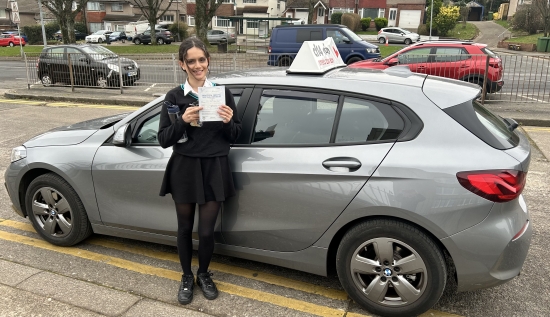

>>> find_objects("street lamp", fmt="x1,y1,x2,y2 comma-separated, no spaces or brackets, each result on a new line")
429,0,433,40
38,0,48,47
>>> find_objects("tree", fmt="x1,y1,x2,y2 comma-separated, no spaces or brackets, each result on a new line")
131,0,174,45
532,0,550,36
308,0,315,24
426,0,444,32
195,0,224,44
44,0,90,44
434,6,460,36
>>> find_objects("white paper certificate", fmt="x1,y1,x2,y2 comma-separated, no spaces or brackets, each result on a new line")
198,86,225,122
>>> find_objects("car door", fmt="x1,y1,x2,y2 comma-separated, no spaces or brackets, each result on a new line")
45,47,69,84
432,47,471,80
222,87,405,252
91,87,252,238
66,47,93,86
397,47,433,75
142,30,151,43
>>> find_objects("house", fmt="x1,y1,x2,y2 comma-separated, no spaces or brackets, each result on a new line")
1,0,40,31
234,0,285,34
186,1,235,32
508,0,531,18
385,0,425,29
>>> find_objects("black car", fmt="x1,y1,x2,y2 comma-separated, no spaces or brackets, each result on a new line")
37,45,140,88
54,30,87,41
133,29,173,45
109,31,127,42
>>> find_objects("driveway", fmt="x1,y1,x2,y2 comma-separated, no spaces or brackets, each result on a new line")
470,21,509,48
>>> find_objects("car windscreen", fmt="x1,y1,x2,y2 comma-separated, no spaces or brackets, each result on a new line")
81,46,117,60
443,99,519,150
342,29,363,42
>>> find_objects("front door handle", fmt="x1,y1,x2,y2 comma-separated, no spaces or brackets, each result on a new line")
322,157,362,172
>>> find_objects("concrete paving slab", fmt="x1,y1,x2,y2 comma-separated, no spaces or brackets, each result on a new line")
0,259,41,286
18,271,141,316
122,299,213,317
0,284,105,317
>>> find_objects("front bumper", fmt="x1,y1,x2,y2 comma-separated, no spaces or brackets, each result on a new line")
487,80,504,93
441,195,531,292
4,159,28,218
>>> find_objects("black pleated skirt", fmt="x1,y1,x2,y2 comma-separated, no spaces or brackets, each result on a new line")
159,152,236,204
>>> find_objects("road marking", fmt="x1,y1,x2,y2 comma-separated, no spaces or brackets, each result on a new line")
0,219,348,301
0,219,464,317
0,229,351,317
523,127,550,132
0,98,139,110
516,94,549,103
144,83,157,92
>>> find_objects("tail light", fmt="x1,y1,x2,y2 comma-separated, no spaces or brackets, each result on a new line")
488,58,501,68
378,30,382,34
457,170,526,202
230,34,235,38
36,58,39,68
268,46,272,53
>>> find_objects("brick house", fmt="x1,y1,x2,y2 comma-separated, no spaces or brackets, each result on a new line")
0,0,40,31
186,2,235,32
385,0,425,29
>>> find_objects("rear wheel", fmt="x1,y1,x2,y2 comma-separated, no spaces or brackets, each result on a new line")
379,37,386,44
25,173,92,246
157,38,165,45
404,38,412,45
134,38,141,45
96,75,108,88
278,56,291,67
41,73,53,86
336,219,447,317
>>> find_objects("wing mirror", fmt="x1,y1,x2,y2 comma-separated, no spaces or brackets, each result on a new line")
386,58,399,66
113,123,132,147
343,36,351,43
78,56,89,63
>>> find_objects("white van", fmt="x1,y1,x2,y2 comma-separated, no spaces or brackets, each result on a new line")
125,21,150,40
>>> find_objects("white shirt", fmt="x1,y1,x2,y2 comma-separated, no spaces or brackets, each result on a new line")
183,78,214,96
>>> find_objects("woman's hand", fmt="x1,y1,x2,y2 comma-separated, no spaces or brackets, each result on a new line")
218,105,234,124
182,106,203,124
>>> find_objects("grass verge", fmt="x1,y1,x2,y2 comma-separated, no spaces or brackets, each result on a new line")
446,22,478,40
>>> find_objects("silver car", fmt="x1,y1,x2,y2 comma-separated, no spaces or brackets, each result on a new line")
207,29,236,44
5,67,531,317
378,27,420,45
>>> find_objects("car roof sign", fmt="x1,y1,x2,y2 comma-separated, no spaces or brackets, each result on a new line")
286,37,345,74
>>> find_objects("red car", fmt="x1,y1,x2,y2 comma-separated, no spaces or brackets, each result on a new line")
0,33,26,47
350,41,504,93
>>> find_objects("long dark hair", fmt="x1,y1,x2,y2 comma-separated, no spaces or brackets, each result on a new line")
178,37,210,64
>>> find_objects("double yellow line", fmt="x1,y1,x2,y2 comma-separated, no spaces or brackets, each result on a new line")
0,219,461,317
0,97,140,111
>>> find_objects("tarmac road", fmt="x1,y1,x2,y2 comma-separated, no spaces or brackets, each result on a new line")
0,99,549,317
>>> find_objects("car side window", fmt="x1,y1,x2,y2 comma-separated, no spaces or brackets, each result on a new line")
136,113,161,144
66,48,83,62
252,90,338,145
398,48,432,64
336,97,405,143
327,29,348,44
434,47,471,62
49,47,65,59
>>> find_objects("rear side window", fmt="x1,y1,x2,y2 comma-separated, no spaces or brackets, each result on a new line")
444,99,519,150
275,29,296,43
296,29,322,43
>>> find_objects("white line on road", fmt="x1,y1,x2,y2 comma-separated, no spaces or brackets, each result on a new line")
516,94,549,103
144,83,157,92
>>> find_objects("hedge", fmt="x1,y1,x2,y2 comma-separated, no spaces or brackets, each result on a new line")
361,18,372,31
331,13,343,24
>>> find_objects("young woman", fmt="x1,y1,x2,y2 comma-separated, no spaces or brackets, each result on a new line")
157,37,241,305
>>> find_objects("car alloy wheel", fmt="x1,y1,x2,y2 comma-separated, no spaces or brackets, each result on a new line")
25,173,92,246
379,37,386,44
157,38,164,44
347,57,362,65
98,38,103,43
134,38,141,45
97,76,108,88
405,38,412,45
336,219,446,317
278,56,291,67
41,74,53,86
9,42,14,47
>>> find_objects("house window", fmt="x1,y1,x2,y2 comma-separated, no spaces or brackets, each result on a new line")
0,9,6,18
243,0,256,3
116,24,125,31
72,1,77,11
89,22,103,33
188,16,195,26
180,14,186,22
379,9,385,18
247,20,259,28
216,17,233,27
318,8,324,16
111,3,123,12
162,15,174,22
222,0,233,3
87,2,104,11
187,0,195,2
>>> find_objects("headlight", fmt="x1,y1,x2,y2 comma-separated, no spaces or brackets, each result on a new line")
11,146,27,163
108,64,120,72
133,61,139,69
366,48,377,53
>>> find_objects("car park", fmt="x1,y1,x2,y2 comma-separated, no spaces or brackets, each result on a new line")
351,41,504,93
85,30,112,43
2,30,28,43
36,44,140,88
133,29,173,45
0,33,25,47
268,24,380,66
6,39,531,317
207,30,236,44
377,27,420,45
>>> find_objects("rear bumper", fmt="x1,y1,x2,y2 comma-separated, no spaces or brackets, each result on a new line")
441,195,531,292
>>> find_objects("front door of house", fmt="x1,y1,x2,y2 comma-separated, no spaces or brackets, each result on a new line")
388,8,397,27
317,7,325,24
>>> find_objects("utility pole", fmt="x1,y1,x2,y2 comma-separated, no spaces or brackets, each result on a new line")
38,0,48,47
429,0,434,40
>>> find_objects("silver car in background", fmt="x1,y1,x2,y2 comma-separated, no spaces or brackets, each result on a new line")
207,29,236,44
5,67,531,317
378,27,420,45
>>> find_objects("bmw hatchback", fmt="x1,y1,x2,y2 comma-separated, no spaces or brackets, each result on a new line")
5,48,531,317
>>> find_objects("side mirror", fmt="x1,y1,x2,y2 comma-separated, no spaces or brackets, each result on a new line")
78,56,89,63
113,123,132,147
343,37,351,43
386,58,399,66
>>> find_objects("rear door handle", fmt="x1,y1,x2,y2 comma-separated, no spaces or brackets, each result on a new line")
322,161,361,168
322,157,362,172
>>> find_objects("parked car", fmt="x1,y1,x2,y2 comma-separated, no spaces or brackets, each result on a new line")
109,31,127,42
377,27,420,45
54,30,87,41
85,30,113,43
2,30,28,43
351,41,504,93
6,43,531,317
36,44,140,87
207,29,236,44
268,24,380,66
133,29,173,45
0,33,25,47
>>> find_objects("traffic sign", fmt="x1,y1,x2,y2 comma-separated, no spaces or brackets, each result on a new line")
11,1,19,12
12,11,20,24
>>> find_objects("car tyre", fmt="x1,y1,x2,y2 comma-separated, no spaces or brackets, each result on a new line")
336,219,447,317
41,74,54,86
9,41,14,47
404,38,412,45
134,38,141,45
25,173,92,247
347,57,362,65
157,38,164,45
98,38,103,43
278,56,291,67
378,37,386,44
96,75,108,88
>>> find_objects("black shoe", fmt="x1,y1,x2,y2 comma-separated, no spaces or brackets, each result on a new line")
196,272,218,300
178,274,194,305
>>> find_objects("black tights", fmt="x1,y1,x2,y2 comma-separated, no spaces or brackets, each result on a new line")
175,201,221,275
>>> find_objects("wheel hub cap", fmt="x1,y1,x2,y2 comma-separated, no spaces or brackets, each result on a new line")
383,268,392,277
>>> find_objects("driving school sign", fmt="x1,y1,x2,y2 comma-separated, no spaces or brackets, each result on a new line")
287,37,345,74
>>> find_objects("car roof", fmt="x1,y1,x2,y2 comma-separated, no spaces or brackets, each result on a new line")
274,24,349,29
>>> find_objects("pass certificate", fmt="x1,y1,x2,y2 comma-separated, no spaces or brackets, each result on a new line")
198,86,225,122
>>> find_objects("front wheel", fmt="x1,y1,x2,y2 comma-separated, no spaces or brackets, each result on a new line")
98,38,103,43
347,57,362,65
134,38,141,45
157,38,164,45
336,219,446,317
404,38,412,45
25,173,92,246
9,42,14,47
